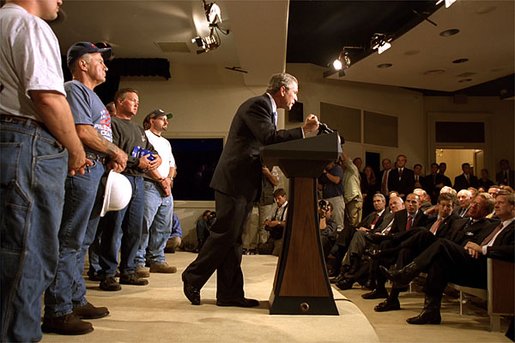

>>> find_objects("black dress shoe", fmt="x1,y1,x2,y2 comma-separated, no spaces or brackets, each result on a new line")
364,233,391,244
364,248,384,259
374,298,401,312
406,309,441,324
380,262,419,288
363,279,376,290
216,298,260,308
336,278,355,290
362,288,388,300
183,281,201,305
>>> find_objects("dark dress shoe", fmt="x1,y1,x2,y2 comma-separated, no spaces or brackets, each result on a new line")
362,288,388,300
363,279,376,290
73,302,109,319
406,309,441,324
364,248,384,259
216,298,260,307
336,278,355,290
380,262,419,288
374,298,401,312
364,233,390,244
183,281,201,305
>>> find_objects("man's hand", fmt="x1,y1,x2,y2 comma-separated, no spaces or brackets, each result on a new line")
357,227,370,232
111,148,128,171
107,160,125,173
68,149,92,176
139,154,160,171
159,177,172,197
464,241,482,259
303,114,319,135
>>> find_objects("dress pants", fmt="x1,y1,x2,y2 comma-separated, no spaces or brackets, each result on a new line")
183,191,254,301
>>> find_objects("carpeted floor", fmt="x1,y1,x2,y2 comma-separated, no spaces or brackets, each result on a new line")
41,252,379,343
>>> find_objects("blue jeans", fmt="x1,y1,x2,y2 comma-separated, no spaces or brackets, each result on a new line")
99,175,144,276
44,161,105,317
135,181,173,266
0,118,67,342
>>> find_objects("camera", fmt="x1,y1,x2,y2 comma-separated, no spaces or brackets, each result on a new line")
318,199,330,212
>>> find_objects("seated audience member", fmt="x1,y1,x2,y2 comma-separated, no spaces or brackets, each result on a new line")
332,193,389,288
454,189,472,218
263,188,288,256
318,200,337,258
196,210,215,252
382,191,512,325
165,213,183,253
477,168,495,191
364,193,458,310
453,162,479,191
496,159,515,188
467,186,478,198
413,188,432,212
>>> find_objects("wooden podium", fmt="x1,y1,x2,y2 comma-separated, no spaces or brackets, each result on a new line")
261,132,341,315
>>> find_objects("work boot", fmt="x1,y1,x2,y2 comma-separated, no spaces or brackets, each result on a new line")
120,273,149,286
73,301,109,319
149,261,177,273
99,276,121,291
136,265,150,278
41,313,93,335
406,294,442,324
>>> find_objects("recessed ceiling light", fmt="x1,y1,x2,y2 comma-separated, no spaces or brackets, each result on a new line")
458,78,472,83
404,50,420,56
377,63,393,69
423,69,445,76
440,29,460,37
452,58,469,64
457,72,476,77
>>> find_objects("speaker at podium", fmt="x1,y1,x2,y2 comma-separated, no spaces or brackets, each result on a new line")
261,132,342,315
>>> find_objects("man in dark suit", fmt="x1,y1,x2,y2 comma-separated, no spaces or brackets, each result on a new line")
496,159,515,188
425,162,444,204
379,158,393,197
388,154,415,199
453,162,479,191
383,192,513,325
182,73,319,307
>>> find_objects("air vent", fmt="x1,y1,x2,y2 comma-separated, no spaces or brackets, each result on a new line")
155,42,191,53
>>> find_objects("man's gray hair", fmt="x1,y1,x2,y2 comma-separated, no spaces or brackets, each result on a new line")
266,73,298,94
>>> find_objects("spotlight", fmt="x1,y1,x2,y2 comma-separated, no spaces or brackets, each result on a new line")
371,33,392,54
193,33,220,54
377,41,391,54
436,0,456,8
192,37,204,48
332,49,351,71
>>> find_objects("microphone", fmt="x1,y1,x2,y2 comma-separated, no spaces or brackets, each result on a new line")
318,122,334,134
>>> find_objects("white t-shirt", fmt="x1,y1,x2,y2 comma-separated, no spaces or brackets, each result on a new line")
0,3,65,121
145,129,176,179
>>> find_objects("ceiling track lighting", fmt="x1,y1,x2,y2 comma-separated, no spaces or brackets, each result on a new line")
332,48,351,71
370,33,392,54
192,1,229,54
436,0,456,8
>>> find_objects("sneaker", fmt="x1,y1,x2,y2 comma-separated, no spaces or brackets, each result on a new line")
135,265,150,278
120,273,149,286
99,276,121,291
73,301,109,319
149,262,177,273
41,313,93,335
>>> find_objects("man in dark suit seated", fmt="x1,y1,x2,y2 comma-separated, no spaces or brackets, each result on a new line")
368,192,495,309
388,154,415,199
382,191,513,325
454,162,479,191
182,73,319,307
331,193,389,286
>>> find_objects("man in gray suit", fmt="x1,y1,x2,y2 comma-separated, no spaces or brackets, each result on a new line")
182,73,319,307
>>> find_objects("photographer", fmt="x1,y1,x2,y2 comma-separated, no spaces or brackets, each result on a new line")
319,160,345,228
263,188,288,256
319,200,337,258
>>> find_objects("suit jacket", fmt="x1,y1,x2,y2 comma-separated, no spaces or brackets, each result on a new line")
496,170,515,188
389,208,428,234
374,212,395,234
210,94,303,201
453,173,479,191
447,217,499,246
388,168,415,198
357,209,387,231
427,213,458,238
486,220,514,261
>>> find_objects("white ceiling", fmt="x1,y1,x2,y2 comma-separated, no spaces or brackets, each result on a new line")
50,0,514,92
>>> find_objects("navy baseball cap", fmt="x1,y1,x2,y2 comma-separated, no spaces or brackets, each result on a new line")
66,41,112,68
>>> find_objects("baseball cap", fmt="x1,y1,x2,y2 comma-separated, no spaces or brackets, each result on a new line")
143,109,173,128
67,41,112,68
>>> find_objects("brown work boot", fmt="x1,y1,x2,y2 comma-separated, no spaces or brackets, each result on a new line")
135,265,150,278
149,262,177,273
119,273,149,286
41,313,93,335
73,301,109,319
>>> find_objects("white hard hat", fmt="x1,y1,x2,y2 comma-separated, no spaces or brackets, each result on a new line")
100,170,132,217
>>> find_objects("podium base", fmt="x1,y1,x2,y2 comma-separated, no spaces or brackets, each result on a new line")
269,292,339,315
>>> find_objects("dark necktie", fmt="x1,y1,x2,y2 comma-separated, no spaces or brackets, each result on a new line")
371,213,380,228
398,168,403,180
406,215,413,230
480,223,503,245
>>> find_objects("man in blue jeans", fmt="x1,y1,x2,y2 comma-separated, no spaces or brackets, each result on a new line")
97,88,161,291
42,42,128,335
0,1,88,341
135,109,177,274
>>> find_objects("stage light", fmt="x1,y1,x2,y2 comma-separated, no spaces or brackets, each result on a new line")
436,0,456,8
377,41,391,54
371,33,392,55
332,49,351,71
